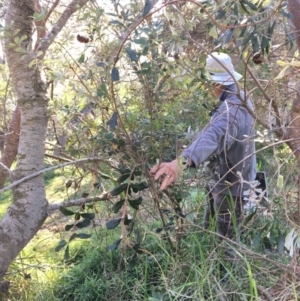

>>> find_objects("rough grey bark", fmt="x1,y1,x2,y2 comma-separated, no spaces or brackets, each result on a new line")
0,0,90,280
0,107,20,188
0,0,49,279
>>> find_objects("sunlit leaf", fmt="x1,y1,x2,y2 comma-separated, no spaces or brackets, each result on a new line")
209,26,218,39
78,54,85,63
274,65,289,80
277,175,283,188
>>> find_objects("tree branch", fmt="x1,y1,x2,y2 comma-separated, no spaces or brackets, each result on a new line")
0,157,109,195
37,0,90,59
48,192,111,211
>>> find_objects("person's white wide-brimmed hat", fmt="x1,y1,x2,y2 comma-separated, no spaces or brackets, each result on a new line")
206,52,242,86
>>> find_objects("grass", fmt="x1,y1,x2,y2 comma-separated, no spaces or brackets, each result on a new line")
1,168,300,301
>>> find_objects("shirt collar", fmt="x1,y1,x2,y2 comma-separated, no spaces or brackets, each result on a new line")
219,84,238,101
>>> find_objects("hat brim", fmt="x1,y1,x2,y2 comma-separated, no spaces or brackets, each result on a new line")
206,71,242,86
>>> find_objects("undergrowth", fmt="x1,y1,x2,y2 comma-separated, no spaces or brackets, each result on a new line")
2,214,298,301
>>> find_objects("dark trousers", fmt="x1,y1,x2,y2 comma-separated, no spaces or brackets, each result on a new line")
204,190,243,244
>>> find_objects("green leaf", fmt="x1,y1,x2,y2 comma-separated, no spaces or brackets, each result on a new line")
209,26,218,39
107,111,118,131
69,233,92,242
126,47,138,61
59,206,75,216
81,192,89,198
112,199,125,213
65,224,74,231
78,54,85,63
55,240,67,252
128,197,143,210
109,20,125,27
131,181,148,193
106,218,122,230
117,173,131,184
97,83,108,97
110,183,130,196
80,213,95,220
128,253,138,269
251,35,260,54
278,230,285,254
222,29,234,46
134,38,148,46
111,67,120,81
99,172,111,179
96,61,107,67
243,209,257,226
108,238,122,251
234,3,239,16
240,0,250,14
64,245,70,261
243,0,258,10
215,10,226,20
75,218,91,228
252,232,262,248
267,21,276,40
143,0,152,16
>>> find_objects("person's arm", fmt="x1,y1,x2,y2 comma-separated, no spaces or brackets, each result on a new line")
182,102,240,167
150,102,240,190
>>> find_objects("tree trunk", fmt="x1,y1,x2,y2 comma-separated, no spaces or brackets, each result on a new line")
0,0,90,280
0,0,49,279
287,0,300,223
0,106,20,188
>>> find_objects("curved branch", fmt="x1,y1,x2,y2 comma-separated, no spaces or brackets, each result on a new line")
37,0,90,59
0,157,112,195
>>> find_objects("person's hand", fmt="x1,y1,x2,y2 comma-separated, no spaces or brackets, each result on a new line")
150,159,183,190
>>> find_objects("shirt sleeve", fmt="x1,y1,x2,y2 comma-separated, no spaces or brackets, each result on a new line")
182,101,240,167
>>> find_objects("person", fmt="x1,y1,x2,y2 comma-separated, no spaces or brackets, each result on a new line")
150,52,256,246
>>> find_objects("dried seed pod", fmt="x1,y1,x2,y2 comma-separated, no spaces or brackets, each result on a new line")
77,34,89,44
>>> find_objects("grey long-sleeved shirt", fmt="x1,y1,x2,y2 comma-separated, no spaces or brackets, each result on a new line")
182,84,256,197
